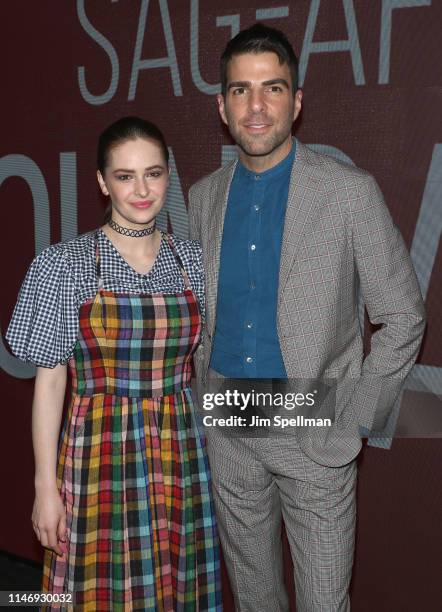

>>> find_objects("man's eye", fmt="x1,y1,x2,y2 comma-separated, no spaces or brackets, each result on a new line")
232,88,246,95
268,86,282,92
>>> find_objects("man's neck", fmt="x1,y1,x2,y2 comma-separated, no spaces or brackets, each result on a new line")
238,137,293,173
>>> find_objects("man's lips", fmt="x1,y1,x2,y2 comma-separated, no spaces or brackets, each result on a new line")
243,122,272,131
132,200,154,209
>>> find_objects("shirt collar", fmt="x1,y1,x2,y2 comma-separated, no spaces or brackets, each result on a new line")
236,138,296,182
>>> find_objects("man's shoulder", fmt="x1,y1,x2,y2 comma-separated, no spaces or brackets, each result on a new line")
296,142,387,217
297,141,374,190
189,160,236,199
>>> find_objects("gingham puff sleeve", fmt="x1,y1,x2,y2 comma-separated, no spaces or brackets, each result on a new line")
6,244,78,368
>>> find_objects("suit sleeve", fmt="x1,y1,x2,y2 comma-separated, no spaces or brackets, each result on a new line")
350,175,426,432
188,183,205,381
188,184,202,243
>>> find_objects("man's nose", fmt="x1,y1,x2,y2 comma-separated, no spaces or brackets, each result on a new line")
249,88,266,113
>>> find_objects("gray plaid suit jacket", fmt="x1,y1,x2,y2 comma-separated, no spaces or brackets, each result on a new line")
188,141,425,467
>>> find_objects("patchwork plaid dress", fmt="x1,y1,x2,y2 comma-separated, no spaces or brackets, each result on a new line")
7,231,221,611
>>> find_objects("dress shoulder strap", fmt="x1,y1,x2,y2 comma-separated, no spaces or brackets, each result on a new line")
93,231,104,289
163,232,192,290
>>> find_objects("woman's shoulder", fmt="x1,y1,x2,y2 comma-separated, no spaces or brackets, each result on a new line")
49,231,96,259
6,234,97,367
166,233,202,260
165,234,204,288
31,231,96,272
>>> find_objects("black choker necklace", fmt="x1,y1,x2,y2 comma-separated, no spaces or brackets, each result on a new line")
108,218,156,237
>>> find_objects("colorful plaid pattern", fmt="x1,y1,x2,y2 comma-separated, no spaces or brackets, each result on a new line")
71,290,201,398
42,236,221,611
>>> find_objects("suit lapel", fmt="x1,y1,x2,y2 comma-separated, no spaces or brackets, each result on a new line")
278,141,324,297
205,159,237,335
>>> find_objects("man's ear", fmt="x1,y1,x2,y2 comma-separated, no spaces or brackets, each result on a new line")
217,94,228,126
293,89,303,122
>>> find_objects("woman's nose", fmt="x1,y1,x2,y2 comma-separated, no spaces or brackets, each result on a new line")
134,178,148,197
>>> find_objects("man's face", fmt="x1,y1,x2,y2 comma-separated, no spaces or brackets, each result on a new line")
218,51,302,169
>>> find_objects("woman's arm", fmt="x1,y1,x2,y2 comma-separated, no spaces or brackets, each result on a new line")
31,364,67,556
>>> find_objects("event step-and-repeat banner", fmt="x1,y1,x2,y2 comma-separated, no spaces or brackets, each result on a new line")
1,2,440,610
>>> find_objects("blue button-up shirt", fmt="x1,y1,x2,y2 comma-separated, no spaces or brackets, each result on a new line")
210,139,296,378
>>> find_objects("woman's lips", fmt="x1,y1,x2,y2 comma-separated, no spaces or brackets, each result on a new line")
132,200,153,209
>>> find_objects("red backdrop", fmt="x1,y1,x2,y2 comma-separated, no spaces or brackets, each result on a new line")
1,2,441,610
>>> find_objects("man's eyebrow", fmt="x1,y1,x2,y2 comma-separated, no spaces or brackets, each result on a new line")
262,78,290,88
227,81,251,90
227,78,290,90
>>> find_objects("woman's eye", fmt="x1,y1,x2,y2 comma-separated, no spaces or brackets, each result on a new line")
148,171,162,178
117,174,132,181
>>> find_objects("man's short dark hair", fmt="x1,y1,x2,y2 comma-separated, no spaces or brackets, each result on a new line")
220,23,299,96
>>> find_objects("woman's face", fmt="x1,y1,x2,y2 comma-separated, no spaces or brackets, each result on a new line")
97,137,169,228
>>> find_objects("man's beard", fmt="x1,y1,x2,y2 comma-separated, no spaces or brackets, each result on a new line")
226,113,294,158
235,129,291,158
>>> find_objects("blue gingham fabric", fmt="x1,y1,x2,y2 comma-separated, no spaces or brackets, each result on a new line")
6,230,205,368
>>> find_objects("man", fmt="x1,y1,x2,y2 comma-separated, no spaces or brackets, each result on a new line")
189,24,425,612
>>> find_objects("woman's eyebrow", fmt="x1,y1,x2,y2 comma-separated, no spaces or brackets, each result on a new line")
112,165,164,173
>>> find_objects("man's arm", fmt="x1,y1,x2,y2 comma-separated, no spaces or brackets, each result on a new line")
188,183,203,243
350,175,426,433
188,182,206,384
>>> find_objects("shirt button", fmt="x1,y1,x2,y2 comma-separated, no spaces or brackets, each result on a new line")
246,322,253,329
254,205,260,211
254,175,261,181
246,356,253,363
250,282,256,290
250,244,256,251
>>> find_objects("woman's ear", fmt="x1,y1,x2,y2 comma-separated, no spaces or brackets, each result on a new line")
97,170,109,196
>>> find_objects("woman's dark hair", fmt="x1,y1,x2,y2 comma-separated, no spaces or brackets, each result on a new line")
98,116,169,223
220,23,299,96
97,116,169,174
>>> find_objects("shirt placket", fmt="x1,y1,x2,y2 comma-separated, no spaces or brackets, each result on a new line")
243,174,265,377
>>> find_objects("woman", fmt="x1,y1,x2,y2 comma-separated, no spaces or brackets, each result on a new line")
7,117,221,610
